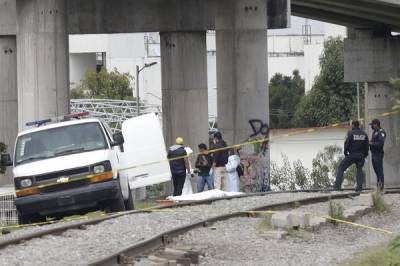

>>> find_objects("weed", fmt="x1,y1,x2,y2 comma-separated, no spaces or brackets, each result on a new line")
371,190,390,214
293,201,300,209
258,215,273,232
328,200,344,223
342,236,400,266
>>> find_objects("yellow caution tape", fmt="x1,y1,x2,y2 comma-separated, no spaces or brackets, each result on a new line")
321,216,394,235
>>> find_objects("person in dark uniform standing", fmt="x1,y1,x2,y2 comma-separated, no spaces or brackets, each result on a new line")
369,119,386,191
335,121,369,192
168,137,190,196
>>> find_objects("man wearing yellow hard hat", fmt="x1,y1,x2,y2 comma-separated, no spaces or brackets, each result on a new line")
167,137,190,196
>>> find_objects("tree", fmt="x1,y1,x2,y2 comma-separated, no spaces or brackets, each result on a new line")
70,67,134,100
269,70,305,128
293,37,361,127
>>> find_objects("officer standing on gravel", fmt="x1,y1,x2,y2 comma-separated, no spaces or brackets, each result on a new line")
369,119,386,191
335,120,369,192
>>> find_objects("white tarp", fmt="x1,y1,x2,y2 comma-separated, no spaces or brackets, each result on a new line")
167,189,243,202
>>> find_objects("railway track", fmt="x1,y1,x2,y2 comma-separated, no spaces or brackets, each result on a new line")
0,189,398,266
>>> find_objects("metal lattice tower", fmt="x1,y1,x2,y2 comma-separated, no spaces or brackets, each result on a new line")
70,99,162,132
70,99,218,133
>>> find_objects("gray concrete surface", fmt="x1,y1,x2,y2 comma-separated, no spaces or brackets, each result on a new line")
0,36,17,185
365,82,400,188
215,0,269,145
160,31,209,151
0,0,16,35
16,0,70,130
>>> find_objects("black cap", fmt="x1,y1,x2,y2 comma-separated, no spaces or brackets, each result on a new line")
213,131,222,140
369,119,380,126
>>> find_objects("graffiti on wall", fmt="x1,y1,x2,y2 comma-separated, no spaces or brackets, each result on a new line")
238,119,270,192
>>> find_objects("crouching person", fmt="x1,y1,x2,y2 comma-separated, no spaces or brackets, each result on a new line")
195,143,214,192
225,149,240,192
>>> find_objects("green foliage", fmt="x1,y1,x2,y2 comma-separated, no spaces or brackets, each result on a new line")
269,70,305,129
343,237,400,266
270,145,356,191
310,145,356,189
293,37,362,127
371,190,390,214
328,200,345,221
70,67,134,100
392,79,400,111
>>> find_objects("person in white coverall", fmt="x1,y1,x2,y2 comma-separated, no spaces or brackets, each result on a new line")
225,149,240,192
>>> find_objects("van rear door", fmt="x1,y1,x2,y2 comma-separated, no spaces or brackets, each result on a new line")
119,113,171,189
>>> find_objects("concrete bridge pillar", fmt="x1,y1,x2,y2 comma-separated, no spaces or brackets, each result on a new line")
345,29,400,188
160,31,209,154
215,0,270,191
215,0,269,145
0,36,17,185
16,0,69,130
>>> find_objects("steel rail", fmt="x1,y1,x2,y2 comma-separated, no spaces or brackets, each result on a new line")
0,189,344,250
88,191,361,266
1,188,398,253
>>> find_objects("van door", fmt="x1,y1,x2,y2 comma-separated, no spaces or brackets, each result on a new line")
119,113,171,189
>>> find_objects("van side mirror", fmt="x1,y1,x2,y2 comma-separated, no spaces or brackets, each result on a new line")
112,132,125,152
0,153,13,167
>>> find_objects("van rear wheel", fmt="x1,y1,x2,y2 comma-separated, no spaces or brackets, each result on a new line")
124,188,135,211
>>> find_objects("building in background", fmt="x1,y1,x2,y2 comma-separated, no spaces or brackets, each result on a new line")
69,16,346,120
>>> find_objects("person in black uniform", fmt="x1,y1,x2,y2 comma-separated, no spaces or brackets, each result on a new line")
369,119,386,191
335,120,369,192
167,137,189,196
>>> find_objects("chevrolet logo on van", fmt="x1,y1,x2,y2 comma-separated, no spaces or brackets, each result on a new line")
57,176,70,183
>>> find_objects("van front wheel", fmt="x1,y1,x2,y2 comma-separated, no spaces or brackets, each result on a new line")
104,192,126,213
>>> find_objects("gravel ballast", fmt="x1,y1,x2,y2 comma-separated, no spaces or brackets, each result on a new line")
0,192,349,266
169,194,400,266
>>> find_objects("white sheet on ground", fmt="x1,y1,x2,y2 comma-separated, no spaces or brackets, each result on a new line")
167,189,243,201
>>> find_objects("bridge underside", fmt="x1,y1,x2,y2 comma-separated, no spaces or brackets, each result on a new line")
292,0,400,32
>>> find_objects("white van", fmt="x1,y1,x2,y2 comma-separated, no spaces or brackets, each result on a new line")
0,113,171,224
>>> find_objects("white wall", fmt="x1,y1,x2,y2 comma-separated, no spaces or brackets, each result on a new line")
270,128,348,170
69,53,96,85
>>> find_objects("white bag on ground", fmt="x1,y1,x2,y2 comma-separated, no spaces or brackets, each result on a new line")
181,173,193,195
225,154,240,192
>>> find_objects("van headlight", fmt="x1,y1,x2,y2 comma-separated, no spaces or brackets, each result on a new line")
91,161,112,174
20,178,33,188
93,165,105,174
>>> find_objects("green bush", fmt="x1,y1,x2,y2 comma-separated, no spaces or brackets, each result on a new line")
328,200,345,222
372,191,390,214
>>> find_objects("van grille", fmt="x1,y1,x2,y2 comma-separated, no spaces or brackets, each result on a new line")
35,167,90,183
40,179,90,193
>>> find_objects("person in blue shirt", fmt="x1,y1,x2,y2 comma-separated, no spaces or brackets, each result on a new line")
369,119,386,191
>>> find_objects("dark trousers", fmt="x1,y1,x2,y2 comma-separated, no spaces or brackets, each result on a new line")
172,172,186,196
335,153,365,191
372,153,384,190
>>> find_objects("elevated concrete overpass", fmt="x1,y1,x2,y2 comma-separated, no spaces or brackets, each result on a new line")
0,0,399,188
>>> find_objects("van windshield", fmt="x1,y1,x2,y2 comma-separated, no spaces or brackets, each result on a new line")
15,122,107,166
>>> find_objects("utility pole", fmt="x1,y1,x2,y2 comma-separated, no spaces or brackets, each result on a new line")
136,62,158,117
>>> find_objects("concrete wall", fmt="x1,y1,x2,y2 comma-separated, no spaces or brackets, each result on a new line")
0,36,17,185
344,33,400,82
0,0,16,35
69,53,96,85
270,127,348,170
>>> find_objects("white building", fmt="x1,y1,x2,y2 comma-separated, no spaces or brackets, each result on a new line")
69,16,346,119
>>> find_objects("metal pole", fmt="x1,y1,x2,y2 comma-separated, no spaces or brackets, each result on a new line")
136,65,140,117
357,82,360,121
